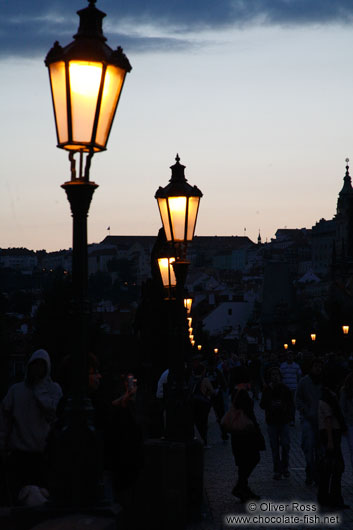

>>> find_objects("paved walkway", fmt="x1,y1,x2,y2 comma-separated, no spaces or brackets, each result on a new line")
188,401,353,530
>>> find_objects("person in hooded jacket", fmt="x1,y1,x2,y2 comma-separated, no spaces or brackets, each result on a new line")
0,349,62,502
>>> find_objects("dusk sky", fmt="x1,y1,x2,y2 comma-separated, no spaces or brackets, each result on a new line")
1,1,353,251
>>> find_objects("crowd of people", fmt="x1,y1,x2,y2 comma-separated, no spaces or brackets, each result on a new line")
1,345,353,513
173,349,353,509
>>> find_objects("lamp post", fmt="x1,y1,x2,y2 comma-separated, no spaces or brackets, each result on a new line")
155,154,202,441
45,0,131,506
150,156,203,528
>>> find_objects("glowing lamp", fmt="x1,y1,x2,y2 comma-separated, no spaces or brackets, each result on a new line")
155,155,202,251
45,1,132,154
184,298,193,314
187,317,192,328
343,325,350,335
189,335,194,341
188,328,193,335
197,345,202,351
158,257,176,289
291,339,296,345
311,333,316,342
284,343,288,350
191,341,195,346
214,348,219,355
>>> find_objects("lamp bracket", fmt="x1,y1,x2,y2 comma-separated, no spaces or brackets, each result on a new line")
68,150,95,182
173,241,188,261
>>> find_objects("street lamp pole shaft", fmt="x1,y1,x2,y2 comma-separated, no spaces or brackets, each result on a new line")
62,180,98,398
50,180,104,507
164,260,194,441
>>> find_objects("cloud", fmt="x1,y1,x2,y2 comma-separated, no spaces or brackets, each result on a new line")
1,0,353,58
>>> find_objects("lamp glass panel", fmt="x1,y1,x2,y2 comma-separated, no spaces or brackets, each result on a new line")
49,61,68,144
69,61,103,147
186,196,200,241
168,197,187,241
157,198,172,241
158,257,176,288
96,65,125,148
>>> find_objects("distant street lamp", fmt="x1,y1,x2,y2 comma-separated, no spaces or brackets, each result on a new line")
291,339,296,346
187,317,192,328
342,325,350,355
214,348,219,355
310,333,317,354
184,297,193,315
197,345,202,351
284,343,288,351
45,0,131,506
157,253,176,300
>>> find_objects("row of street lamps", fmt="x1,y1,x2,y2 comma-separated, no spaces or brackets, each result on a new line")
44,0,204,510
283,326,350,351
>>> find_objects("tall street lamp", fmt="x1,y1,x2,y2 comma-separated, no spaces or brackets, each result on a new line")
45,0,131,506
150,155,203,528
155,154,202,440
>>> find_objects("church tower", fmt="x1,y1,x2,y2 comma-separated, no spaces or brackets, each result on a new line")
335,158,353,261
257,230,262,245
